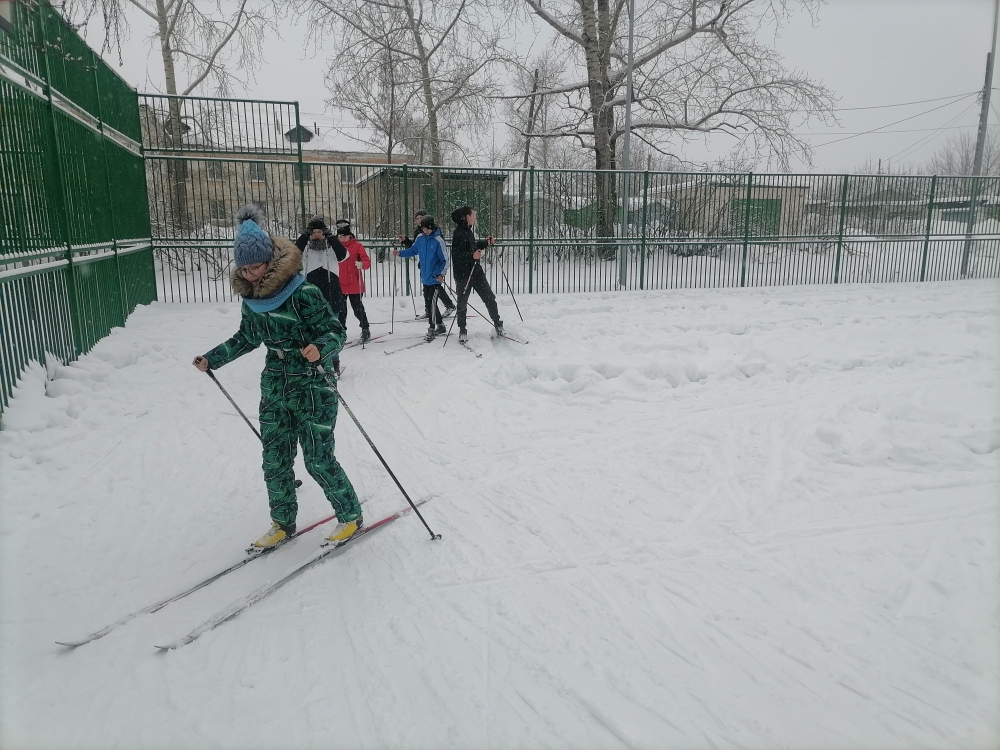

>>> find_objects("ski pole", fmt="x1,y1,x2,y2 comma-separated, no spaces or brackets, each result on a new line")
494,247,524,322
390,254,396,335
316,364,441,541
442,259,480,347
442,282,495,335
206,369,260,439
204,368,302,488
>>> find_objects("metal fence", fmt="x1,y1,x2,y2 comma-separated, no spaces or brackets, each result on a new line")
142,94,1000,304
1,0,156,420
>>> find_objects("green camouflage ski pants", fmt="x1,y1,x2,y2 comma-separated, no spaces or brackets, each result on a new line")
259,370,361,529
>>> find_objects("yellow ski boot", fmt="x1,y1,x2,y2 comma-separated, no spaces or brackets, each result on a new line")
251,520,293,551
326,515,363,544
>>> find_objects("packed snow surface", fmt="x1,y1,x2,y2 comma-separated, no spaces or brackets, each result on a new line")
2,281,999,749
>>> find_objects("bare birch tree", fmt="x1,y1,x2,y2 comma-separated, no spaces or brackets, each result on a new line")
300,0,507,167
511,0,836,244
62,0,278,229
324,20,426,163
925,128,1000,177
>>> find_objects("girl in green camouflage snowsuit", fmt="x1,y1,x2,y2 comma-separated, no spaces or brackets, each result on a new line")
194,206,361,547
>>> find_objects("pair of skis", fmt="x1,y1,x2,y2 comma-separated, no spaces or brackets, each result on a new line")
385,330,527,356
57,498,431,650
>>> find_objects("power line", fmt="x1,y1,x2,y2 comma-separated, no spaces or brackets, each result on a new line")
822,91,979,112
802,93,979,151
800,124,977,136
887,101,981,164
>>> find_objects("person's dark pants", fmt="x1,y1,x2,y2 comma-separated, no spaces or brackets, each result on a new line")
307,268,347,328
455,265,500,330
347,293,369,330
422,284,444,326
437,285,454,309
307,268,347,356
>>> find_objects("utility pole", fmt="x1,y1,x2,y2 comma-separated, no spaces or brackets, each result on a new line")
962,0,999,275
618,0,636,287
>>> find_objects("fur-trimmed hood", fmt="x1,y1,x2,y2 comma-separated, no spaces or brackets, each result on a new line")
231,236,302,299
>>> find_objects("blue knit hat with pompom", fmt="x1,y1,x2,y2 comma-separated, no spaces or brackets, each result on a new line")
233,204,273,267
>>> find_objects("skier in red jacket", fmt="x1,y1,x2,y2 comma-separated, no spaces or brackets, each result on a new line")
335,220,372,343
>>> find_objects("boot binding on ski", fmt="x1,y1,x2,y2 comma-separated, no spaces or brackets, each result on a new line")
249,520,295,553
325,514,364,545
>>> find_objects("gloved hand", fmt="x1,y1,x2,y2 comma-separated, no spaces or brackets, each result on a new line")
355,261,364,270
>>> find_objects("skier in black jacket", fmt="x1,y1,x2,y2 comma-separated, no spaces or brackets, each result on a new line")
398,210,455,316
450,205,504,343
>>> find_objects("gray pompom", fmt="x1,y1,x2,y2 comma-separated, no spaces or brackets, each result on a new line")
235,204,265,227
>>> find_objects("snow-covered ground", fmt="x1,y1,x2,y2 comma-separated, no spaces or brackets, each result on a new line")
2,281,999,749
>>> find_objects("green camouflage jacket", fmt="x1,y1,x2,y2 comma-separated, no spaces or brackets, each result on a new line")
203,236,346,377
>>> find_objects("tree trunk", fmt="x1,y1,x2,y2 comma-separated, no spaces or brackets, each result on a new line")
581,0,617,258
517,69,540,231
155,0,191,233
402,0,444,217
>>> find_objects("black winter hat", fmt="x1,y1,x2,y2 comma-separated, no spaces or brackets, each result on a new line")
451,205,473,224
307,215,327,231
336,221,354,237
419,214,437,231
414,210,428,218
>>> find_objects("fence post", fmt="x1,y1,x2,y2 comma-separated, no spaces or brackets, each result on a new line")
639,170,649,290
919,175,937,282
39,7,83,356
618,170,628,288
293,102,307,231
739,172,753,287
92,49,127,326
834,174,850,284
402,163,411,296
528,165,535,294
401,163,410,232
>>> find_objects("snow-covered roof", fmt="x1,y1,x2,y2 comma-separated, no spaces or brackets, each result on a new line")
557,195,670,210
356,166,508,187
294,110,409,157
653,177,812,193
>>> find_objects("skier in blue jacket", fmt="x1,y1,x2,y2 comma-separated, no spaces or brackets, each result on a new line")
394,214,449,341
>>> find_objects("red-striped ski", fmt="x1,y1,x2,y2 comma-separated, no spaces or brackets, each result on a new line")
154,498,432,650
55,512,338,647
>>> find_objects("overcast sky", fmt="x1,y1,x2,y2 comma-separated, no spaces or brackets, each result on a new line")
85,0,996,173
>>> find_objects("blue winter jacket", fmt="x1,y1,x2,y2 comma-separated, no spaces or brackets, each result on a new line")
399,229,448,286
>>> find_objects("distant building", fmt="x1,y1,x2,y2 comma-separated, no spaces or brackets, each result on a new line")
651,177,812,238
356,168,508,239
139,105,414,235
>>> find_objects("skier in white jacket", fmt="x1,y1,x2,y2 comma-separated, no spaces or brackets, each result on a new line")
295,215,348,328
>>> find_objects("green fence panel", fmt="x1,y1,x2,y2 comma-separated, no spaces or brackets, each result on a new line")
1,0,155,423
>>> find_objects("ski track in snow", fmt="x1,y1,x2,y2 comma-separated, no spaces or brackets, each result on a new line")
1,281,999,749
